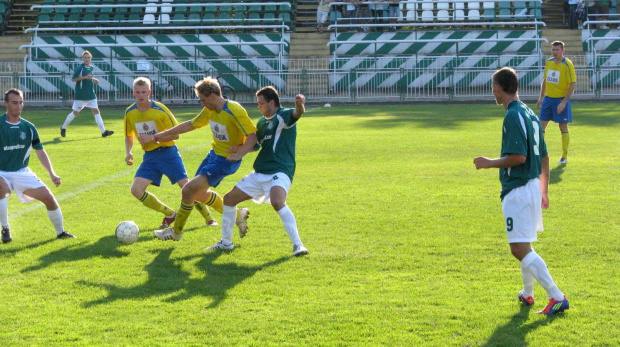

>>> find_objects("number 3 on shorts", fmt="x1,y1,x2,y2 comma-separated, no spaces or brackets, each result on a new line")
506,217,513,232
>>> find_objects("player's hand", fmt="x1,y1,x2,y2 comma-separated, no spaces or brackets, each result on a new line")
125,153,133,166
295,94,306,105
556,102,566,114
86,74,93,80
138,134,154,145
541,194,549,209
226,153,243,162
473,156,491,170
536,99,542,109
227,145,241,153
50,174,61,187
92,77,99,85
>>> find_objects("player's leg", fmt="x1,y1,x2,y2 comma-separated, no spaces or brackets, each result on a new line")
23,186,75,239
207,186,252,249
132,176,176,221
90,104,114,137
559,122,570,163
171,174,212,235
177,178,216,226
270,182,307,257
0,176,11,243
61,101,83,136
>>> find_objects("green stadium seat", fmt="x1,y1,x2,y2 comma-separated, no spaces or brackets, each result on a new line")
217,12,232,22
83,13,96,24
99,13,111,23
203,13,215,22
130,6,143,14
248,5,261,13
68,13,80,23
188,13,201,24
232,11,245,22
205,5,217,14
173,13,187,24
40,7,54,15
247,12,260,23
53,13,66,22
498,9,511,19
38,14,51,23
189,6,202,15
483,9,495,19
529,8,541,19
113,13,126,23
279,12,291,24
128,13,141,24
175,6,188,15
329,11,341,23
498,1,511,9
0,3,5,13
219,5,233,13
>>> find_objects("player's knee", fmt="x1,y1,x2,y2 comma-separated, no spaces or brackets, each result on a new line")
130,186,144,199
40,195,59,210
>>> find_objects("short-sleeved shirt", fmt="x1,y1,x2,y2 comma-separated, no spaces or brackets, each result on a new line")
499,101,548,199
543,57,577,98
318,0,330,12
190,100,257,158
124,101,178,152
253,107,298,181
72,63,97,101
0,114,43,172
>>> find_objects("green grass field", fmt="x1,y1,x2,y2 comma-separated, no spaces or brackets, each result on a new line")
0,101,618,346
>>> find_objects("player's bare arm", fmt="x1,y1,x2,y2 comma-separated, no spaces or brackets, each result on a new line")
227,132,258,162
152,120,193,143
557,82,576,114
536,80,546,109
291,94,306,120
35,149,61,187
125,135,134,166
540,155,550,209
473,153,526,170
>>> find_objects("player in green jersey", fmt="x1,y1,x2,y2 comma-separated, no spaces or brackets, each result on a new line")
60,51,114,138
473,68,568,315
0,89,76,243
206,86,308,257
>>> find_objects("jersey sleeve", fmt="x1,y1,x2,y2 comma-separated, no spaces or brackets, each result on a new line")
231,105,257,135
72,65,82,80
502,112,527,156
190,108,210,129
31,126,43,150
158,103,179,128
124,105,134,137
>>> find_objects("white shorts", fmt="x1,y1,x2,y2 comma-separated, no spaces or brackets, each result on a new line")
502,178,544,243
235,171,292,204
317,10,329,24
0,167,46,203
72,99,99,112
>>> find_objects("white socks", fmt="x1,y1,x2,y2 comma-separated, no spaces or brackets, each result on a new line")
94,113,106,133
62,112,76,129
46,208,65,235
0,197,8,229
521,251,564,300
221,205,237,245
277,206,302,246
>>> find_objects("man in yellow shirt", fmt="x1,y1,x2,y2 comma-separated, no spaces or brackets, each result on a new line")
536,41,577,165
124,77,215,228
151,77,257,241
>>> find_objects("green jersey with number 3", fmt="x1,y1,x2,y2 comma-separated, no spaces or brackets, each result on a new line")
499,100,548,199
253,107,298,181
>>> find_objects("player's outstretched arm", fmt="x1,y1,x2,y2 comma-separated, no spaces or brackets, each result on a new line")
473,154,526,170
291,94,306,121
153,120,193,143
35,149,61,187
227,133,258,162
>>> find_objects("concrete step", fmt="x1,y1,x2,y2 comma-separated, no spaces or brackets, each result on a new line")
541,28,585,55
0,36,31,60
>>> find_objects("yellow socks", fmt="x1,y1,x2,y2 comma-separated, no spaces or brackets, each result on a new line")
194,201,214,222
204,191,224,214
561,132,570,159
172,202,193,234
139,192,174,216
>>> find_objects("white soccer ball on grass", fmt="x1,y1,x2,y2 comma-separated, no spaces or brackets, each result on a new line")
115,221,139,245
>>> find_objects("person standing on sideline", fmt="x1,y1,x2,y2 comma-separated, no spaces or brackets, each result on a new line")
206,86,309,257
0,89,76,243
568,0,579,29
124,77,216,229
536,41,576,165
60,51,114,138
474,67,569,315
151,77,257,242
316,0,331,33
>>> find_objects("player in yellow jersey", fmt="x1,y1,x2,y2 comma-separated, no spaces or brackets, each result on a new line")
151,77,257,242
124,77,215,229
536,41,577,165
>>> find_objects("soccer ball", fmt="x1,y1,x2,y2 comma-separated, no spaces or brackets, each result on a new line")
115,221,139,245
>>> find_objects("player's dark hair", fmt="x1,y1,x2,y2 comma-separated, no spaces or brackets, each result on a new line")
4,88,23,103
492,67,519,95
194,77,221,98
552,41,565,49
256,86,280,107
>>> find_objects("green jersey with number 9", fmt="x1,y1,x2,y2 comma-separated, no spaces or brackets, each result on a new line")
499,100,548,199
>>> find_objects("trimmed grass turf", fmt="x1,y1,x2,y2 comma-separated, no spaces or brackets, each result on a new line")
0,102,618,345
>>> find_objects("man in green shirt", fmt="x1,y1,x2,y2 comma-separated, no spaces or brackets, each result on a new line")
0,89,76,243
473,67,568,315
60,50,114,138
206,86,308,257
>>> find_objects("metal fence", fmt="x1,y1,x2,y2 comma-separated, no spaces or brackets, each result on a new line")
0,61,613,105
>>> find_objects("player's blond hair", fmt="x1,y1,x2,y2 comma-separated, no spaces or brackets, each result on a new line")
194,77,221,98
82,50,92,57
133,77,151,90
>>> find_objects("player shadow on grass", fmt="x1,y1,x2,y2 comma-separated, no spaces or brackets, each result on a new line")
77,249,289,309
42,136,103,146
20,235,130,273
550,164,566,185
0,238,56,256
481,305,563,347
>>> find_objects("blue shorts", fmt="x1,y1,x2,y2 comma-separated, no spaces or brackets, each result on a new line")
539,96,572,123
195,150,241,188
136,145,188,187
